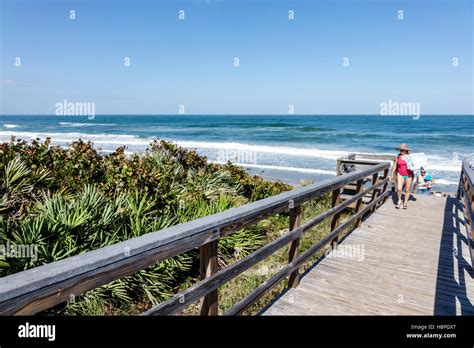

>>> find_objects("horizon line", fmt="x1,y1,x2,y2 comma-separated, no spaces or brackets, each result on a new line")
1,113,474,117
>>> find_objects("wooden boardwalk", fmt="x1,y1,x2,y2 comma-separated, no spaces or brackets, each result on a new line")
263,193,474,315
3,156,472,317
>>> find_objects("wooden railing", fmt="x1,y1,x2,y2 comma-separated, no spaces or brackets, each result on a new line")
335,153,395,211
0,159,391,316
458,158,474,267
336,153,396,176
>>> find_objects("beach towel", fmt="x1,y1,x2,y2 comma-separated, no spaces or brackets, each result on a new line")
407,152,428,176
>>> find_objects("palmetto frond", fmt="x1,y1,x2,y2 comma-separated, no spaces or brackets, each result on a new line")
3,157,31,187
37,193,92,230
0,158,50,215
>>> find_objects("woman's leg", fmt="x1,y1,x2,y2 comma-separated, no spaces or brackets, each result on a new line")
396,173,404,207
404,176,413,207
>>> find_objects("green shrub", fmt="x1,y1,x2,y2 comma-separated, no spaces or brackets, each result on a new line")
0,138,291,315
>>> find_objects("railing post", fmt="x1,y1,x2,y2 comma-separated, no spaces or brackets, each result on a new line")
465,170,474,268
469,180,474,216
458,162,474,268
369,173,380,214
288,202,301,288
381,168,390,203
457,173,463,199
469,181,474,260
391,158,397,192
464,173,474,214
330,188,342,249
336,159,342,176
199,240,218,315
354,179,365,227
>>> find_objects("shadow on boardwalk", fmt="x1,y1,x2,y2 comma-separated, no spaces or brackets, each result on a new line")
434,197,473,315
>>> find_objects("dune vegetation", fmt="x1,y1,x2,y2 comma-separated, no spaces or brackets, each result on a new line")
0,137,335,315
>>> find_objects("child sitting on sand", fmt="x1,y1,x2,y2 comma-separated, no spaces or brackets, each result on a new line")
414,167,435,194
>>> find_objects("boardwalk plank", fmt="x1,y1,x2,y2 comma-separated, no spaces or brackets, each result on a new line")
263,194,474,315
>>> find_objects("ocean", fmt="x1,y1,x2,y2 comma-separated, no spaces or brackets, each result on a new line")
1,115,473,192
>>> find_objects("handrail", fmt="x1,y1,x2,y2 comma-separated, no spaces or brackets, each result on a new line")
0,160,391,316
227,189,389,315
144,176,390,315
458,158,474,267
336,153,396,176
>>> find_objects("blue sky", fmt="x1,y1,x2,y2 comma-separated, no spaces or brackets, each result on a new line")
0,0,472,115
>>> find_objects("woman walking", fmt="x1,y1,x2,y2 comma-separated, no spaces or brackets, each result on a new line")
391,143,414,209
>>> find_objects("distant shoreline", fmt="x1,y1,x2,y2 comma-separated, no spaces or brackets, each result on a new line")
2,114,474,117
1,114,468,193
0,135,461,193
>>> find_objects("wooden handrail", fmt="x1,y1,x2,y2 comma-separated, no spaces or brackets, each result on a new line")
0,161,391,316
145,176,390,315
337,159,389,166
350,153,396,161
336,153,396,176
458,158,474,267
226,189,390,316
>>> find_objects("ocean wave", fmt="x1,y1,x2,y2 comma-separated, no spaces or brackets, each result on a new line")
427,164,462,172
176,141,348,160
0,131,149,145
424,154,464,172
297,126,335,132
212,161,336,175
0,130,466,174
3,124,20,129
432,179,458,186
59,122,117,127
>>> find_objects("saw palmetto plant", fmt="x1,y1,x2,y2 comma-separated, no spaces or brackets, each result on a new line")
0,138,292,315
